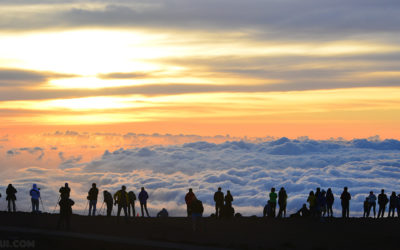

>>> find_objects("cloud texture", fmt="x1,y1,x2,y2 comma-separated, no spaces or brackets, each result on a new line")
1,136,400,217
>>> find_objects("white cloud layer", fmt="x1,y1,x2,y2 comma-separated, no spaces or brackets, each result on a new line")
1,137,400,217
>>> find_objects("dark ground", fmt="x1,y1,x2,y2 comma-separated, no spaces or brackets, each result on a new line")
0,211,398,250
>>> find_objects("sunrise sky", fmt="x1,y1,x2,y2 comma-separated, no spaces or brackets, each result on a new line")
0,0,399,140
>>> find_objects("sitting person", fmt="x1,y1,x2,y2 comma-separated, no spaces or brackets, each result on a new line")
291,204,311,218
157,208,169,218
263,201,272,217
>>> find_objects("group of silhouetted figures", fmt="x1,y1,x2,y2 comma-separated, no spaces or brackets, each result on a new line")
2,183,400,231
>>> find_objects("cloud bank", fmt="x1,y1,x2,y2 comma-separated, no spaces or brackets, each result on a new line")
2,136,400,217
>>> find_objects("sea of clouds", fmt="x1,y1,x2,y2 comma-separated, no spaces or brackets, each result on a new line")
1,136,400,217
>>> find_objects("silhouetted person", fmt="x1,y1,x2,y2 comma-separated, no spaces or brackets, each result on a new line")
294,204,310,217
157,208,169,218
214,187,224,218
307,191,316,216
397,194,400,217
191,197,204,232
367,191,377,218
57,197,74,230
388,192,397,218
139,187,150,217
128,191,137,217
223,190,234,218
315,187,322,216
114,185,129,221
363,197,369,218
377,189,388,218
225,190,233,207
320,190,327,217
278,187,287,218
326,188,334,217
59,183,70,200
340,187,351,218
269,188,277,218
185,188,196,217
263,201,273,217
103,191,113,217
29,184,40,213
6,184,17,212
87,183,98,216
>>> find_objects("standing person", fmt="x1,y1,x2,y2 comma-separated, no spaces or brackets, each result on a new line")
397,193,400,217
6,184,17,212
114,186,129,221
103,191,113,217
367,191,377,218
326,188,334,217
87,183,98,216
185,188,196,217
128,191,137,217
320,190,327,217
29,184,40,213
191,197,204,232
277,187,287,218
139,187,150,217
340,187,351,218
377,189,388,218
269,188,278,218
363,197,369,218
307,191,316,216
225,190,233,207
224,190,234,218
388,192,397,218
57,196,74,230
59,183,70,200
213,187,224,218
315,188,322,217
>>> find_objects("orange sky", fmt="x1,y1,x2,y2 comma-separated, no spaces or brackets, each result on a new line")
1,2,400,140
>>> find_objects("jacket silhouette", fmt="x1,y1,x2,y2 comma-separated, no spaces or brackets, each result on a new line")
87,183,98,216
278,187,287,218
377,189,388,218
59,183,70,200
326,188,334,217
214,187,224,218
57,197,74,229
388,192,397,217
225,190,233,207
340,187,351,218
103,191,113,217
6,184,17,212
185,189,196,217
157,208,169,218
139,187,150,217
114,186,130,221
367,191,377,218
128,191,137,217
307,191,316,216
29,184,40,213
190,198,204,232
269,188,277,217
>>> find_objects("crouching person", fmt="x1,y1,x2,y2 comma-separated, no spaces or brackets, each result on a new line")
157,208,169,218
